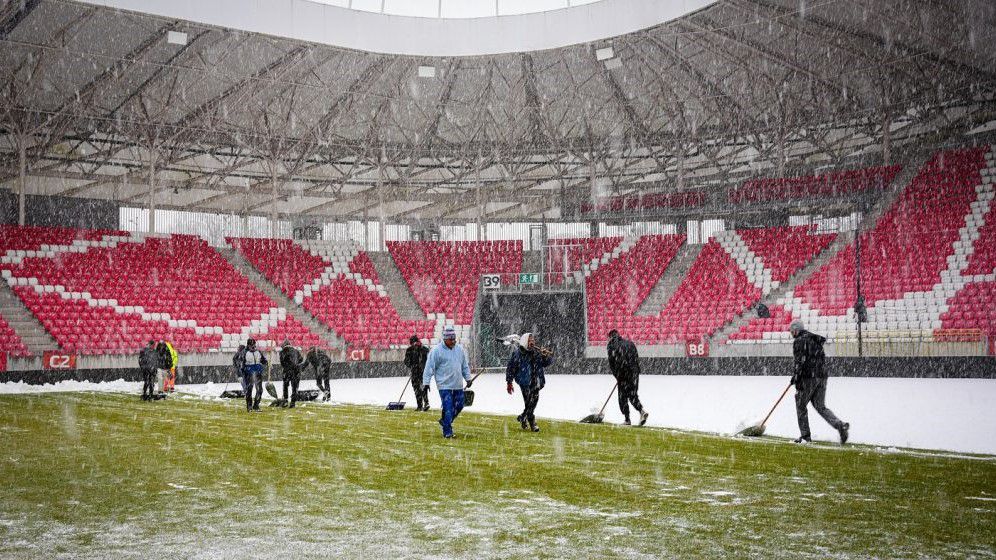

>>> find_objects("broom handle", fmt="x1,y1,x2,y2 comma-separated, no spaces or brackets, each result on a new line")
759,383,793,427
396,377,411,402
598,382,619,416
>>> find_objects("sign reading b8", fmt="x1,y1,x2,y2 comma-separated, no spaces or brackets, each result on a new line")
685,340,709,357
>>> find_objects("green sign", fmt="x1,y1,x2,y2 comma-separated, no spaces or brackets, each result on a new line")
519,273,540,285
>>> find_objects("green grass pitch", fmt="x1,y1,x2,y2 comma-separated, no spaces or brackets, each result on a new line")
0,392,994,558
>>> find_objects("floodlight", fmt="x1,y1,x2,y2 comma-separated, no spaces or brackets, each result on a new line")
418,65,436,78
604,57,623,71
595,46,614,61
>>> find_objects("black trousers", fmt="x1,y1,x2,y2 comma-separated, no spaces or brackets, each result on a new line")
795,377,845,439
244,372,262,410
411,375,429,409
141,368,156,399
283,374,300,402
316,375,330,394
618,378,644,421
518,385,541,424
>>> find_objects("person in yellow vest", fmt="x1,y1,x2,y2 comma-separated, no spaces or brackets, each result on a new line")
158,340,178,393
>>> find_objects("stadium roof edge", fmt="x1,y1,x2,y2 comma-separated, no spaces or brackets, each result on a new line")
76,0,715,57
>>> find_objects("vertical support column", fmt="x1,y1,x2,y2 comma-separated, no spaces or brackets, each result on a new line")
881,112,892,165
17,137,27,226
475,156,484,241
269,161,278,238
147,152,157,233
377,169,386,251
777,131,787,178
676,143,685,191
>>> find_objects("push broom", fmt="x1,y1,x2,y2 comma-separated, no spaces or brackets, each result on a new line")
387,378,411,410
580,382,618,424
739,382,792,437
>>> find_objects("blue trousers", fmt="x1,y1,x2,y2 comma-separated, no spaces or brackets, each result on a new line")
438,389,465,437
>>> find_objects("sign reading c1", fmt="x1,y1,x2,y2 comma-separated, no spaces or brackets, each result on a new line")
347,347,370,362
43,351,78,370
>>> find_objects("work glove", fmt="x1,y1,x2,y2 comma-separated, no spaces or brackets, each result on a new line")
790,375,798,386
506,382,514,395
465,379,473,389
423,385,430,394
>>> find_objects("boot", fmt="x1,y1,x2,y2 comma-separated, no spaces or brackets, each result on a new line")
530,422,540,433
639,410,649,426
838,423,850,445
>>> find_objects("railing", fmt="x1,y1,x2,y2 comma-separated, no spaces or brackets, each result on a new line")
833,329,989,357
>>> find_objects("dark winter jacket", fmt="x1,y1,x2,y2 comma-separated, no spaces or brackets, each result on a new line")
307,348,332,379
607,334,640,382
233,345,247,376
792,330,827,380
505,347,552,390
156,342,172,370
138,346,158,372
404,344,429,380
280,345,305,378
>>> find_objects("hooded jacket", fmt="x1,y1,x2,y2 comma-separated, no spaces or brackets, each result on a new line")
505,345,552,390
607,334,640,382
792,330,827,379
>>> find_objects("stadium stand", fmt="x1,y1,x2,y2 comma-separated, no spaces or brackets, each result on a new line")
388,240,523,328
230,237,435,349
730,165,901,204
0,314,31,357
546,237,622,284
585,234,685,344
580,190,706,215
731,146,994,344
2,231,322,354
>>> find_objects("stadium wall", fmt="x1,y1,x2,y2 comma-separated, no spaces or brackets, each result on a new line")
2,356,992,385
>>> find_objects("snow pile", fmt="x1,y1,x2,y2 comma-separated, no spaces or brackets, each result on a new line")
3,374,994,455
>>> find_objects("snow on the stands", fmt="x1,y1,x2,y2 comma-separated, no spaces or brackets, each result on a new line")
2,375,994,455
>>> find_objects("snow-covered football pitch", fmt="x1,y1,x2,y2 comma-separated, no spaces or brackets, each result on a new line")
0,375,993,558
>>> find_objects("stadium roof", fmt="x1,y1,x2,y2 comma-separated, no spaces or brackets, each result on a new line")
1,0,994,224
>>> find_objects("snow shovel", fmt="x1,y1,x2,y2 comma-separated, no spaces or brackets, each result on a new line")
739,382,792,437
264,350,279,399
387,378,411,410
580,382,618,424
463,370,485,408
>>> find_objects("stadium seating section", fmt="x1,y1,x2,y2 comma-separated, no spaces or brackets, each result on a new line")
546,237,622,284
731,146,995,345
730,165,900,204
230,237,435,349
585,234,685,344
2,145,994,359
388,240,523,326
580,190,705,215
0,314,30,357
3,231,322,355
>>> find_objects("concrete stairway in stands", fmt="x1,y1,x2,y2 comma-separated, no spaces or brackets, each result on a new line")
366,251,427,321
215,247,347,350
635,243,703,316
0,281,59,354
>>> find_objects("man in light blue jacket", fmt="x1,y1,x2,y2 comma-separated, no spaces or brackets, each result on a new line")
423,326,472,438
